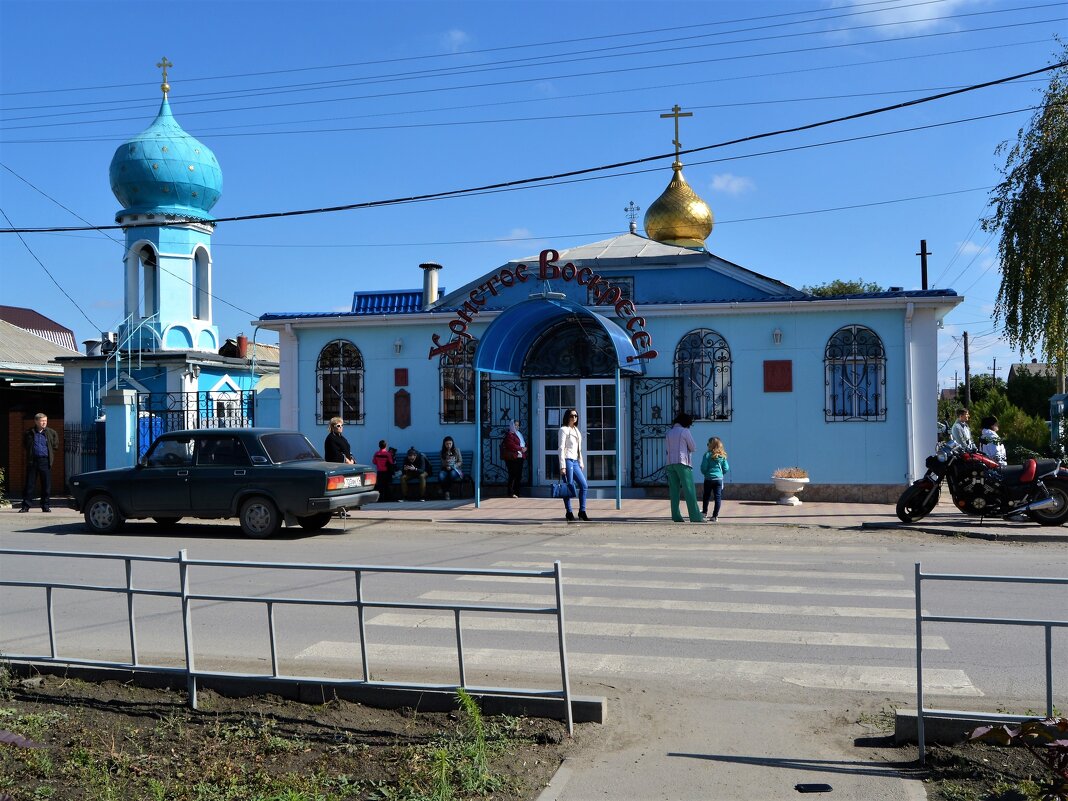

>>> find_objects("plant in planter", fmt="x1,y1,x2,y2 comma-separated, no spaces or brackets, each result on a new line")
771,467,809,505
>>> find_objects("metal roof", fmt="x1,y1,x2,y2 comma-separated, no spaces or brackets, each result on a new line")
0,305,78,351
0,319,78,371
474,297,644,377
351,290,425,315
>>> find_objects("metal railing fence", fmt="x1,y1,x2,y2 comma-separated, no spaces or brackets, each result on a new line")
914,562,1067,764
0,548,574,734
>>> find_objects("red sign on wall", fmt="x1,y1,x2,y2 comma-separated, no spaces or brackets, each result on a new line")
764,360,792,392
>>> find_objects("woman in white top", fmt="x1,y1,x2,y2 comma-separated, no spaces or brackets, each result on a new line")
558,408,589,522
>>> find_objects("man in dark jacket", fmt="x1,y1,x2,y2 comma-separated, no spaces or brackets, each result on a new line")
398,447,431,502
21,413,58,513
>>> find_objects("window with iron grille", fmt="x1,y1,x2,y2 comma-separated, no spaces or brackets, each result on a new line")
586,276,634,307
440,339,479,423
674,328,732,421
316,340,364,425
824,324,886,421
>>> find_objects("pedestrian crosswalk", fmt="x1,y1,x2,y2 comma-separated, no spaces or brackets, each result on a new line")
294,540,980,698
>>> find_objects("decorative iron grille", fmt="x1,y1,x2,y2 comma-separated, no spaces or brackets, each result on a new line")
479,378,531,486
136,391,255,457
63,422,103,479
674,328,732,421
440,339,479,423
316,340,364,425
524,318,618,377
630,376,678,486
824,324,886,421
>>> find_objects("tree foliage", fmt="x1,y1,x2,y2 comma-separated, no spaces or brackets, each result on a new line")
1007,368,1058,418
958,374,1007,405
983,46,1068,375
801,278,884,297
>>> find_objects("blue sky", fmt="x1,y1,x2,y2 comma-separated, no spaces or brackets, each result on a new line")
1,0,1064,393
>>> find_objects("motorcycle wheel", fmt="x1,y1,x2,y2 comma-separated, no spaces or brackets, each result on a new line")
896,484,940,523
1027,481,1068,526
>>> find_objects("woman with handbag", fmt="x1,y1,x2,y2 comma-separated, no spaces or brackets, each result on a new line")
557,408,589,522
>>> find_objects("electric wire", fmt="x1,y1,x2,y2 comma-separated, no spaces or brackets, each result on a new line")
2,62,1061,235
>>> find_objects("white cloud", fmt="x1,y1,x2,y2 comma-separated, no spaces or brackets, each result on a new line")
831,0,975,38
440,29,471,53
498,228,532,242
711,173,755,195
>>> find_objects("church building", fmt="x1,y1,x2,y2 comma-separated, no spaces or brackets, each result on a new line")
256,111,961,503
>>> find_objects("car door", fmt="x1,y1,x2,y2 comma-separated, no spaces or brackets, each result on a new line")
188,434,252,514
130,435,194,515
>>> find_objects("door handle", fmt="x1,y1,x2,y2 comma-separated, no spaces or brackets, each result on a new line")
177,470,189,476
233,469,246,476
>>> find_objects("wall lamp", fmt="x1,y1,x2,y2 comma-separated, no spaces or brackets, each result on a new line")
393,338,404,354
772,328,783,345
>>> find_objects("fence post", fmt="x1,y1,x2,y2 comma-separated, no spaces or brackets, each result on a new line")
126,558,139,666
915,562,925,765
554,561,574,737
355,570,369,681
1045,623,1054,718
454,609,466,688
178,549,197,710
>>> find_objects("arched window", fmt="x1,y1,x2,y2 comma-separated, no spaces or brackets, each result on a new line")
316,340,364,424
674,329,732,421
137,244,158,319
440,339,478,423
193,247,210,321
824,325,886,421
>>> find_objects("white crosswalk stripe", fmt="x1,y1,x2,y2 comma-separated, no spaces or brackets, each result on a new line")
364,611,945,649
494,560,903,581
456,574,913,597
294,641,978,696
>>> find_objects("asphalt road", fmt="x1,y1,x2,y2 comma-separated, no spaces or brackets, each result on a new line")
1,506,1066,799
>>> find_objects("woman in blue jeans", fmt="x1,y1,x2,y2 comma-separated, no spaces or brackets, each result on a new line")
438,436,463,500
557,408,589,522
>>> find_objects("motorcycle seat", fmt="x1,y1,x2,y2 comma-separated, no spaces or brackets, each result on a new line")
999,459,1060,485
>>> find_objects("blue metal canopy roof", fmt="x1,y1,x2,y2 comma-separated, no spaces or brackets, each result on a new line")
474,296,645,377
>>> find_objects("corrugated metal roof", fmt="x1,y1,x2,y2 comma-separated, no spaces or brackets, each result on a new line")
0,319,80,368
0,305,78,351
351,290,424,314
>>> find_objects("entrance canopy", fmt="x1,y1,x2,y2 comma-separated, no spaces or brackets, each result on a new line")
474,297,645,377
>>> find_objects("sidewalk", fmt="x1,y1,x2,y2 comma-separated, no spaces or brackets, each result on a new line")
10,495,1068,542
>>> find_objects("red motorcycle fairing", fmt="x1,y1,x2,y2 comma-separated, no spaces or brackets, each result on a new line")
1020,459,1036,483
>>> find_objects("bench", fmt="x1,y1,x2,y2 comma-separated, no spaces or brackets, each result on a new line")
393,450,474,500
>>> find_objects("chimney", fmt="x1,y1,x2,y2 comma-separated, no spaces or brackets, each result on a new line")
420,262,442,309
237,334,249,359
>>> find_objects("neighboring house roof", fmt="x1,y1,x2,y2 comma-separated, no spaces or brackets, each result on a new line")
0,305,78,352
0,319,77,375
351,290,425,315
1008,362,1053,381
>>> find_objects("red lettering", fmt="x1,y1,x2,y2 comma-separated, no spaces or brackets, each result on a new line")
576,266,594,286
626,316,646,332
539,249,560,280
456,307,473,324
499,269,514,287
630,331,652,350
585,274,604,296
596,286,621,306
448,320,472,339
483,275,502,296
626,350,658,362
615,299,635,318
561,262,576,281
515,264,530,282
469,289,486,307
429,340,463,359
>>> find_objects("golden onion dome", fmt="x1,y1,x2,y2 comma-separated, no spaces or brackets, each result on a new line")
643,161,713,248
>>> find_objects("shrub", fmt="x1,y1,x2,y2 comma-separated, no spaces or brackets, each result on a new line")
772,467,808,479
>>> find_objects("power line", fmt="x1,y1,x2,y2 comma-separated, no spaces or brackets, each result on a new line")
3,61,1061,235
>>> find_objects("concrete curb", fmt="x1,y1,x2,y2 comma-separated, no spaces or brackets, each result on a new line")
862,520,1068,543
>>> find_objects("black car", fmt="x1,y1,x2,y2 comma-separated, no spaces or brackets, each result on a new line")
69,428,379,537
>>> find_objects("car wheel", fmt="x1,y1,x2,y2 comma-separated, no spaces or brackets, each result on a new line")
297,512,333,531
152,517,182,526
239,496,280,539
84,495,125,534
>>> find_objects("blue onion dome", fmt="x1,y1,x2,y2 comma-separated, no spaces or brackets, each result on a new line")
109,97,223,222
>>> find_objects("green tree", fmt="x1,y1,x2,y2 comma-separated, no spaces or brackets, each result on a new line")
983,46,1068,379
1006,368,1057,419
969,392,1052,458
801,279,884,297
958,374,1007,405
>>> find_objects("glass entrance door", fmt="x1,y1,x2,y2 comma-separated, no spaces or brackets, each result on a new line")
537,380,618,486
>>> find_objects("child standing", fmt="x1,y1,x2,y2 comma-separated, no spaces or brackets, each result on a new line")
700,437,729,523
372,440,395,502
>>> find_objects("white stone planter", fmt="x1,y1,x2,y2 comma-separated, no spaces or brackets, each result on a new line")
772,476,809,505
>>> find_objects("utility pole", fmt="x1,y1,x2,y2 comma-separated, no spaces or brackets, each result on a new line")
963,332,972,407
917,239,931,290
991,357,998,385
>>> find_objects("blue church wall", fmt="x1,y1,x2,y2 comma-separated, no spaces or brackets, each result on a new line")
284,303,912,487
164,326,194,349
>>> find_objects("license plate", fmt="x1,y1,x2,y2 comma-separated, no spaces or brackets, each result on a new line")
343,476,362,488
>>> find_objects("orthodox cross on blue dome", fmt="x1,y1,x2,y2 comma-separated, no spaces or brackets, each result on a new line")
659,104,693,160
157,56,173,97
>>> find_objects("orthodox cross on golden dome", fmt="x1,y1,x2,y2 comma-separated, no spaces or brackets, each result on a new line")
659,104,692,160
624,201,641,232
157,56,173,97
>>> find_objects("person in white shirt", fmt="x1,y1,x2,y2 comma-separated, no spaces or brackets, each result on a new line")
950,408,974,449
979,415,1008,466
557,408,589,522
665,412,704,523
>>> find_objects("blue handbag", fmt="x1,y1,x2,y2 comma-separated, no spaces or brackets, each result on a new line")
550,480,577,499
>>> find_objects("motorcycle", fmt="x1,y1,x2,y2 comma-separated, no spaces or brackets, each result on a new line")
896,440,1068,525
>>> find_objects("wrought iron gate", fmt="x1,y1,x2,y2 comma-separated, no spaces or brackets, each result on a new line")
629,376,678,486
480,378,531,486
136,391,255,457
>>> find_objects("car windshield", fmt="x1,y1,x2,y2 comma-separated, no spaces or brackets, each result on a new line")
261,432,322,463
